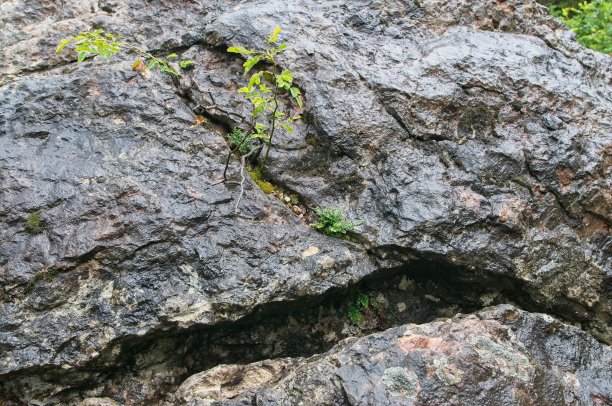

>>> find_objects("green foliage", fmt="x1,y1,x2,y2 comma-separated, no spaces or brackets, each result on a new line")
347,306,363,325
145,57,179,77
56,29,121,63
347,293,371,325
228,127,252,154
311,206,363,237
227,26,304,167
545,0,580,8
57,29,186,76
25,211,44,234
179,60,195,70
550,0,612,54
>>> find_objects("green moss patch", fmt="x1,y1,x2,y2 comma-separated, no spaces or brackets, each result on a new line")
25,211,44,234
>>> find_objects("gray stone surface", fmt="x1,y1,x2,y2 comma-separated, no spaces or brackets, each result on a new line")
0,0,610,404
0,0,374,382
201,0,611,340
174,306,612,406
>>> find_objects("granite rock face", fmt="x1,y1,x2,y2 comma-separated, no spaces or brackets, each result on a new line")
0,0,610,404
174,306,612,406
200,0,611,339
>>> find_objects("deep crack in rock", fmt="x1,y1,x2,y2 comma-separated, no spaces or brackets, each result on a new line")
0,258,562,405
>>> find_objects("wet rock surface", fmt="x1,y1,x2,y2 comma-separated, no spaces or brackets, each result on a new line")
1,261,542,404
173,306,611,406
201,0,612,340
0,0,610,404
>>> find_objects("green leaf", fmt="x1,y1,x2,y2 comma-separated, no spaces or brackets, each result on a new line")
251,133,270,142
248,72,261,88
243,55,261,74
276,43,288,52
281,70,293,82
75,44,93,52
77,51,88,63
167,53,178,59
550,0,611,54
93,38,106,48
255,122,268,133
160,65,179,76
252,96,265,107
310,206,360,237
56,38,71,53
281,123,293,132
237,87,250,93
179,60,195,69
268,26,282,43
290,87,300,98
227,46,255,55
253,104,265,117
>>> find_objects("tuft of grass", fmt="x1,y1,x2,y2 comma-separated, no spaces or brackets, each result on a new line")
310,206,363,237
347,293,371,325
25,211,44,234
228,128,253,155
24,268,63,294
511,100,524,111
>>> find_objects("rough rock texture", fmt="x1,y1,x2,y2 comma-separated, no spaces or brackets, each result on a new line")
201,0,612,340
0,0,610,404
173,306,612,406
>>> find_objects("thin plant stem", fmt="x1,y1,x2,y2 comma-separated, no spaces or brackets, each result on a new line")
262,66,280,167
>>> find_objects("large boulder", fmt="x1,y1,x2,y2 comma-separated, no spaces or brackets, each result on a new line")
174,306,612,406
0,0,609,404
199,0,611,340
0,1,374,401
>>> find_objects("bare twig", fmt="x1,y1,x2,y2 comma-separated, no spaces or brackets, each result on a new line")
206,90,216,106
194,91,243,120
234,147,258,213
206,180,239,188
194,104,243,120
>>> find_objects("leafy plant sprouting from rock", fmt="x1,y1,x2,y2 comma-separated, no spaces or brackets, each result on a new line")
347,293,371,325
228,127,253,155
226,26,303,168
311,206,363,237
56,29,194,77
24,211,44,234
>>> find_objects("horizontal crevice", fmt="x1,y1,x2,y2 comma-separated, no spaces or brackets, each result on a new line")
0,253,574,405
